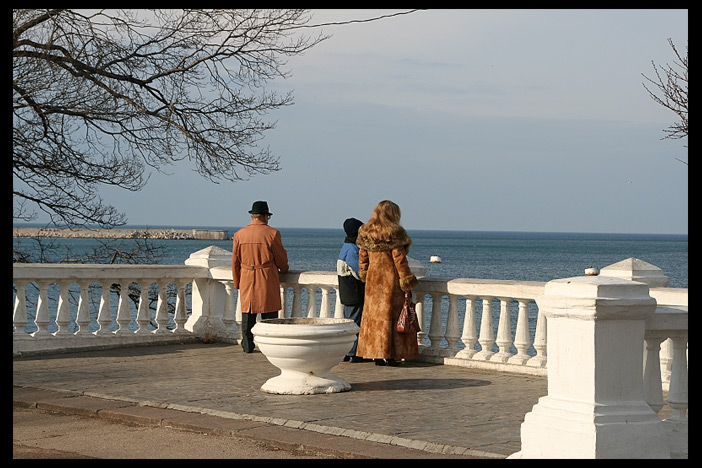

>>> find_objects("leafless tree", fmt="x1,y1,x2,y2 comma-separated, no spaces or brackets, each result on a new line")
13,9,328,227
642,38,688,165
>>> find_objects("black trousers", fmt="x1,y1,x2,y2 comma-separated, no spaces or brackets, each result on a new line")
343,303,363,357
241,311,278,353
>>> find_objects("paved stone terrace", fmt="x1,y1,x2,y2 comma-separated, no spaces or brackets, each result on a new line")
13,342,549,458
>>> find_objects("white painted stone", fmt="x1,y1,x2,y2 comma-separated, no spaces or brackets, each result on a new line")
599,257,670,288
184,245,232,269
510,275,670,459
252,318,359,395
407,256,427,277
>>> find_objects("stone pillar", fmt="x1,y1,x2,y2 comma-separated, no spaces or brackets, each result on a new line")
510,275,670,459
184,245,234,340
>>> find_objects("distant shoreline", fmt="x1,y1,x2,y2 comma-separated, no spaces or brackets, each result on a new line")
12,224,687,238
12,227,228,241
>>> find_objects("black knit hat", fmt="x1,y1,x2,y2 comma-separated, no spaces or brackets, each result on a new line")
343,218,363,237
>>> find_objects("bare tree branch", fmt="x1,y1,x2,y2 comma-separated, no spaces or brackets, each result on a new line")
13,9,424,227
303,9,426,28
642,38,688,165
13,9,328,227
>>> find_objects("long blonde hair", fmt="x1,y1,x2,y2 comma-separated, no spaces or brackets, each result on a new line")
359,200,402,241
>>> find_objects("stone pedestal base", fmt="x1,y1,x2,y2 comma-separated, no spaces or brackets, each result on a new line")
261,371,351,395
509,396,670,459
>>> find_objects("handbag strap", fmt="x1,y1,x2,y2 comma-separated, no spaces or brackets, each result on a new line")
405,290,412,301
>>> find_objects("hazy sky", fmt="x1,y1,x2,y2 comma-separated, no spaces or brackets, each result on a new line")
93,9,689,233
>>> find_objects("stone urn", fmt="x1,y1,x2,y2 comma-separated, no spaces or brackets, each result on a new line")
252,317,360,395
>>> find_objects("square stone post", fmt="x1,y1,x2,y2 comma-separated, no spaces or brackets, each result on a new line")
510,275,670,458
184,246,235,340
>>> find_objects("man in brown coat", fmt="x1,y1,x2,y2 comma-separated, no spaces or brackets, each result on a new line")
232,201,289,353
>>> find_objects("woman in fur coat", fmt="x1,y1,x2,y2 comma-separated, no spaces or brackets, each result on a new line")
356,200,419,366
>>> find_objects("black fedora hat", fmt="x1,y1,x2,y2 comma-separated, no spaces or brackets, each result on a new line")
249,200,272,216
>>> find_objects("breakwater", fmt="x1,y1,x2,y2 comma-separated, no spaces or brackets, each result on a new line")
13,227,228,240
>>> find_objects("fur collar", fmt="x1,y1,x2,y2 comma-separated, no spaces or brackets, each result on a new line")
356,227,412,252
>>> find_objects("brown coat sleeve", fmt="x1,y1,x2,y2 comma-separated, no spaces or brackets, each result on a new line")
358,248,369,282
271,230,289,274
392,246,419,291
232,235,242,289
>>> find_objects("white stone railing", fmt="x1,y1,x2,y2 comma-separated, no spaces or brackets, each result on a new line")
13,263,207,355
413,277,547,374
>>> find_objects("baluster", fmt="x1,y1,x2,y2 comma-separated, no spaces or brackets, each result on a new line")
173,280,190,334
235,290,242,322
33,280,51,336
291,285,302,318
527,307,547,367
278,285,285,318
491,298,514,362
114,280,133,335
474,296,495,360
333,288,343,318
508,299,531,365
153,280,170,333
445,295,461,354
13,280,29,335
305,287,317,318
427,293,443,350
643,332,666,414
456,296,477,358
94,282,113,335
74,280,93,336
320,287,331,318
666,333,688,420
415,293,425,344
135,282,151,334
221,281,236,333
660,338,673,389
54,280,73,335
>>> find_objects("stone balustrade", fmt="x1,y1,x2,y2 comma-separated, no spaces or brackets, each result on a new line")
13,246,687,458
13,264,206,354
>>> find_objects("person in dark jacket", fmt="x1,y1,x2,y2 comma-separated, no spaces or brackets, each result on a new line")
337,217,365,362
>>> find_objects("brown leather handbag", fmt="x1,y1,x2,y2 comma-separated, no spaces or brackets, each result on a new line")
397,290,421,334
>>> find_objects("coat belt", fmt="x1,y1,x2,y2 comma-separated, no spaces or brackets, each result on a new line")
246,261,274,271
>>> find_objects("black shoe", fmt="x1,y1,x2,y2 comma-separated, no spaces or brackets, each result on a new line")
343,355,351,362
374,359,387,366
350,356,364,363
386,358,400,366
